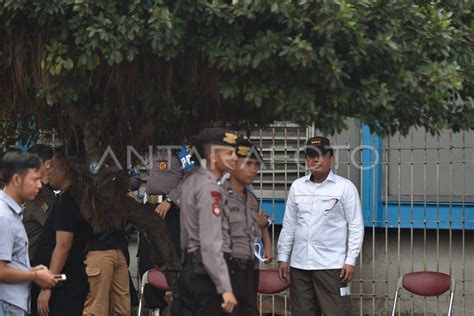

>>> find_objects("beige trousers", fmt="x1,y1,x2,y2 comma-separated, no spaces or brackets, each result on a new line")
83,249,130,316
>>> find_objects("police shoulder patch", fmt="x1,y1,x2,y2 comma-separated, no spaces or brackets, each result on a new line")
159,161,168,170
210,191,222,216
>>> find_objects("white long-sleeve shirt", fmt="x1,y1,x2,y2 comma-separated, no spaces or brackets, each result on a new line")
277,171,364,270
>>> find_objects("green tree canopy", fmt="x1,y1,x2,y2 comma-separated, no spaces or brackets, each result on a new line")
1,0,473,156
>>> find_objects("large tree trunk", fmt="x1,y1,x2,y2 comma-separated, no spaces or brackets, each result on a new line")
63,103,181,288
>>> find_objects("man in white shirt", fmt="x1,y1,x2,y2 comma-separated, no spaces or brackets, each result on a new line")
277,136,364,315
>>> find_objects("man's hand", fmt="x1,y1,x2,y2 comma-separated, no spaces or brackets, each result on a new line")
340,264,355,283
35,269,58,289
37,289,51,316
31,265,47,272
155,200,172,219
263,247,273,264
278,261,289,282
221,292,237,313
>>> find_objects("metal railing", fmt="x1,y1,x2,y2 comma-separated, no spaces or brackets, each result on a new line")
250,123,474,315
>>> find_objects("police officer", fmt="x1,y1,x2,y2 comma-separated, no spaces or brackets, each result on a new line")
222,139,272,316
171,128,238,316
138,145,193,312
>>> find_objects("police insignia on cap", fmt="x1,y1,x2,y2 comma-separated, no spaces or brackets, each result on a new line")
237,145,250,156
223,133,238,145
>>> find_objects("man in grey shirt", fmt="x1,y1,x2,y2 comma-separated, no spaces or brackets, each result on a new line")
0,152,57,315
171,128,238,316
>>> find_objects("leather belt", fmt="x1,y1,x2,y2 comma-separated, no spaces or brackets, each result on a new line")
224,253,258,271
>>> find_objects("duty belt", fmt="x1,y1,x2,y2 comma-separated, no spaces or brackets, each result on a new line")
224,253,258,271
147,194,167,205
184,250,208,275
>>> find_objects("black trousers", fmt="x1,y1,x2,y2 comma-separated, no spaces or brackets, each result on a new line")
50,280,88,315
137,202,181,309
30,278,88,316
229,268,259,316
170,262,226,316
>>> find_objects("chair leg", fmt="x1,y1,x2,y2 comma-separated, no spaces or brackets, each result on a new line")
448,291,454,316
137,297,143,316
391,290,399,316
137,273,148,316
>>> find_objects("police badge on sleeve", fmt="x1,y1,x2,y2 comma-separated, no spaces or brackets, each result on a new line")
210,191,222,216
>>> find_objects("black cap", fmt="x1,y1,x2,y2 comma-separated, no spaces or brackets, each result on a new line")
236,139,263,161
193,128,238,147
305,136,333,155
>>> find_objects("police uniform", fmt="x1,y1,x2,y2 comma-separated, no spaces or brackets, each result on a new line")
222,180,260,316
23,184,56,263
171,128,238,316
138,148,193,310
222,140,263,316
143,148,193,254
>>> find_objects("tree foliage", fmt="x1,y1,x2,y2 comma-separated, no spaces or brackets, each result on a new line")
0,0,473,155
1,0,472,286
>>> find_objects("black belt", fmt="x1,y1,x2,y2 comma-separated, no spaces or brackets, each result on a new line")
224,253,258,271
183,250,208,275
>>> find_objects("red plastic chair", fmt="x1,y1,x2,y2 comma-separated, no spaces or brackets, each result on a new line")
391,271,455,316
258,269,290,294
137,269,171,316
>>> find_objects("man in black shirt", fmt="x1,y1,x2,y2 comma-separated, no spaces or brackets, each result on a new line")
34,148,90,316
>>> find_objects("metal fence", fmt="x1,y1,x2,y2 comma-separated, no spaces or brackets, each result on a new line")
249,122,474,315
6,124,473,315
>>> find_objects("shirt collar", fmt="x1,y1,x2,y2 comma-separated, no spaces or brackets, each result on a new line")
0,190,23,215
198,167,219,183
304,170,337,184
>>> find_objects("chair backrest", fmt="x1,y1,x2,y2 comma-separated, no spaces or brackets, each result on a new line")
391,271,456,316
258,269,290,294
402,271,452,297
148,268,171,291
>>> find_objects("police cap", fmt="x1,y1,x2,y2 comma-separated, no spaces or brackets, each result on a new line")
305,136,333,156
236,139,263,161
194,128,238,147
